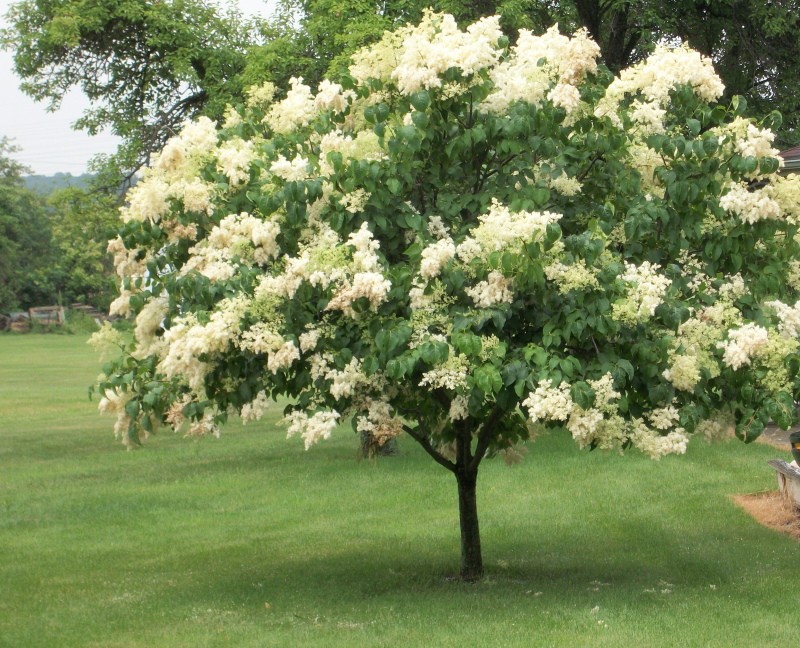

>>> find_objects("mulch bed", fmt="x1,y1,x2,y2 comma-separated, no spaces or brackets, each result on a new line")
732,491,800,541
733,425,800,540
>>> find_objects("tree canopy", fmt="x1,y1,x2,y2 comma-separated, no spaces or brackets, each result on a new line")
93,12,800,579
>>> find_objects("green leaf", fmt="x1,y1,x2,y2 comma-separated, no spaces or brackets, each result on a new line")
409,90,430,111
570,381,595,410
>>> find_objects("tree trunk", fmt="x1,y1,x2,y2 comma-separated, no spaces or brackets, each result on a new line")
455,468,483,581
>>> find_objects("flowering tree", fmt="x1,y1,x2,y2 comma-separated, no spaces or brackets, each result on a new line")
93,12,800,581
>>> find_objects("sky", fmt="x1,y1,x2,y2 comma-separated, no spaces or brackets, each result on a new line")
0,0,276,176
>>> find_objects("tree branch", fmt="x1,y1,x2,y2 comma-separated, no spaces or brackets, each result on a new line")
469,404,505,473
404,425,456,473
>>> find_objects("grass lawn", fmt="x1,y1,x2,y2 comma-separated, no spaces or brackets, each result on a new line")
0,333,795,647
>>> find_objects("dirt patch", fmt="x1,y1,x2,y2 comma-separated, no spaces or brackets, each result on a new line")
732,491,800,541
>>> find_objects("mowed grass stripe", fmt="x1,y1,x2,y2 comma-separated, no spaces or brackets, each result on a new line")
0,333,794,647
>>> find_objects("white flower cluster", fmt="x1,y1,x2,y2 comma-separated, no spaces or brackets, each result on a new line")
522,374,688,459
628,99,667,135
133,294,168,358
270,154,309,182
711,117,782,178
183,212,280,281
319,130,385,176
448,395,469,421
464,270,514,308
599,44,724,127
120,178,170,223
98,387,134,445
339,189,371,214
628,424,688,459
131,115,218,221
240,391,271,424
544,260,599,293
186,413,221,439
545,172,583,196
158,297,249,392
325,358,369,400
419,237,456,279
265,77,318,134
457,200,562,263
350,12,503,95
719,182,781,224
325,225,392,318
314,79,356,114
285,410,340,450
662,354,701,392
767,174,800,224
216,137,254,186
88,322,126,361
238,323,301,373
767,300,800,339
717,323,769,370
523,380,572,422
420,352,470,391
245,81,276,108
483,26,600,114
299,328,321,353
612,261,671,324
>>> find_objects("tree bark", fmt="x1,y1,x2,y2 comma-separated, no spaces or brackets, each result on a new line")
455,467,483,581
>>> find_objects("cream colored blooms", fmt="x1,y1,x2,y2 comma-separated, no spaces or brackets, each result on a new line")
356,399,404,447
270,154,309,182
216,137,254,186
121,116,219,224
420,237,456,279
601,44,724,113
183,212,280,281
349,12,503,94
265,77,317,134
721,173,800,225
612,262,671,324
314,79,356,113
719,182,781,224
483,25,599,114
544,260,600,293
285,410,340,450
318,130,385,176
717,323,769,369
325,224,392,317
456,200,562,263
767,300,800,338
133,294,168,358
464,271,513,307
522,374,688,459
158,296,249,392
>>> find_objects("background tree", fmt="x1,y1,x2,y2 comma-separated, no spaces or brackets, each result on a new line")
0,138,54,311
93,14,800,580
1,0,262,179
46,181,120,310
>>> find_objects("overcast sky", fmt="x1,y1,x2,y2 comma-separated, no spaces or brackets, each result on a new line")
0,0,276,175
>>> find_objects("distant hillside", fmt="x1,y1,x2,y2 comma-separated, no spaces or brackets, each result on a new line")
23,173,93,195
